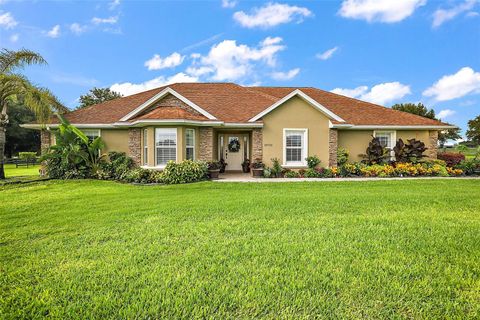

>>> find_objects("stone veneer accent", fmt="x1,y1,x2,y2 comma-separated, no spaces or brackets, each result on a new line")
427,130,438,159
199,127,214,161
40,130,51,155
252,128,263,161
328,129,338,168
128,128,142,165
145,94,203,116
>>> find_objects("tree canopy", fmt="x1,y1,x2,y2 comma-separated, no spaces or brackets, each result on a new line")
466,115,480,145
78,87,122,109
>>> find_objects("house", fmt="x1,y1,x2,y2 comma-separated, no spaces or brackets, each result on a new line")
25,83,454,170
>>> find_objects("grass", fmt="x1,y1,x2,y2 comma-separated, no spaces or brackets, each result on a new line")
1,179,479,319
4,163,40,178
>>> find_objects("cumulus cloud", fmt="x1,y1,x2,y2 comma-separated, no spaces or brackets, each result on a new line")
222,0,237,8
432,0,477,28
316,46,339,60
233,2,312,28
109,0,121,10
110,73,198,96
271,68,300,81
144,52,184,70
423,67,480,101
70,23,88,35
91,16,118,25
437,109,456,120
46,25,61,38
0,12,17,29
338,0,426,23
331,82,411,105
186,36,286,81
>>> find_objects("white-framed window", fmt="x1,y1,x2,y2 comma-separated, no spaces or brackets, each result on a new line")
82,129,101,142
374,130,396,159
155,128,177,166
283,129,308,166
143,129,148,166
185,129,195,160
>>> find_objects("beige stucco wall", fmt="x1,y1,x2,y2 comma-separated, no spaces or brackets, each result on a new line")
141,126,200,167
101,129,129,154
338,129,435,163
261,96,331,168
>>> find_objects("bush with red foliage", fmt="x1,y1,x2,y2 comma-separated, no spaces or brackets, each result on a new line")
437,152,465,167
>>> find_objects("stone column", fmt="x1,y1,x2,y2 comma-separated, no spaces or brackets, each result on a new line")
328,129,338,168
40,130,51,155
427,130,438,159
128,128,142,165
198,127,214,161
252,128,263,162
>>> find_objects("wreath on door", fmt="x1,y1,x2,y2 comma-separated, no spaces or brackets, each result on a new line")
228,138,241,152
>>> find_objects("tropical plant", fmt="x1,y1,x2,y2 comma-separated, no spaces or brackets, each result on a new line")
270,158,282,177
251,159,264,169
305,155,321,169
362,137,389,165
207,161,221,170
337,148,349,166
0,48,67,179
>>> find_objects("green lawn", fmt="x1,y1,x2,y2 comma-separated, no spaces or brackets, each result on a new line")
4,163,40,178
1,180,479,319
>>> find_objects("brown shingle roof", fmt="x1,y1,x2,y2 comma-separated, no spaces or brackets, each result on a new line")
132,106,208,121
56,82,449,127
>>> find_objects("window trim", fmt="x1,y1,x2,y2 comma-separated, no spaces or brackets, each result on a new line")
373,130,396,159
81,129,101,140
185,128,195,160
283,128,308,167
143,129,148,166
154,128,178,168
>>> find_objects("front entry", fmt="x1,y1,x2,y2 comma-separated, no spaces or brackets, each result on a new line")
222,134,249,171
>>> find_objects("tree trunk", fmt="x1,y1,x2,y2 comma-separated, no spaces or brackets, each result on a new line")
0,126,5,179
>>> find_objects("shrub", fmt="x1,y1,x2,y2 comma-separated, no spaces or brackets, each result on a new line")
306,155,321,169
160,160,208,184
270,158,282,177
284,170,300,178
363,137,390,165
97,152,136,180
207,161,221,170
263,167,272,178
337,148,349,167
251,160,264,169
18,152,37,162
456,159,480,175
304,168,320,178
438,152,465,167
125,168,161,184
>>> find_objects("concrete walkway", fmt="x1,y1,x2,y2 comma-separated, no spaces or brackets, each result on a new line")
215,173,480,183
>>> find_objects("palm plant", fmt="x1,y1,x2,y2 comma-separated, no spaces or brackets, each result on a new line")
0,48,67,179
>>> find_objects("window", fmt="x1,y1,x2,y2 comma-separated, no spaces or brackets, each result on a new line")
374,131,396,159
82,129,100,142
185,129,195,160
284,129,308,166
155,128,177,166
143,129,148,165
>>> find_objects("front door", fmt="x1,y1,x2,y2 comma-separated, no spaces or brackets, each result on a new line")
223,134,247,171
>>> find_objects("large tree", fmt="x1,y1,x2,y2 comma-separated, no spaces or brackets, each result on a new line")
466,115,480,145
0,48,67,179
391,102,461,147
77,87,122,109
4,100,40,157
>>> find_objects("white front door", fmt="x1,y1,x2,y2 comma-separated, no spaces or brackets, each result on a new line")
223,134,246,171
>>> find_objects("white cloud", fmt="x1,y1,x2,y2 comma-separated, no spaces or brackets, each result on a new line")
222,0,237,8
432,0,477,28
437,109,456,120
70,23,88,35
316,46,339,60
271,68,300,81
46,25,60,38
339,0,426,23
186,37,286,81
110,73,198,96
144,52,184,70
423,67,480,101
331,82,411,105
0,12,17,29
109,0,120,10
9,33,18,42
233,2,312,28
91,16,118,25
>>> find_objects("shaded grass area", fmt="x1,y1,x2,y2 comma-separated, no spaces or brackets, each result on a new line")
1,180,479,319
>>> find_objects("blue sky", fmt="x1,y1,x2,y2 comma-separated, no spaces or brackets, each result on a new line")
0,0,479,135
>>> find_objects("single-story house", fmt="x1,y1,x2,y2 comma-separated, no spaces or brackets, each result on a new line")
25,83,454,170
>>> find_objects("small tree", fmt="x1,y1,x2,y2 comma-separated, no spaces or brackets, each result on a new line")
77,87,122,109
391,103,436,119
466,115,480,145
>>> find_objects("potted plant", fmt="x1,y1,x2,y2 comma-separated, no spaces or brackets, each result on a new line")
219,158,227,173
251,159,264,177
207,161,221,179
241,158,250,173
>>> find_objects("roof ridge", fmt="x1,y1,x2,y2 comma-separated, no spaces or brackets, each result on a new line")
239,85,280,102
